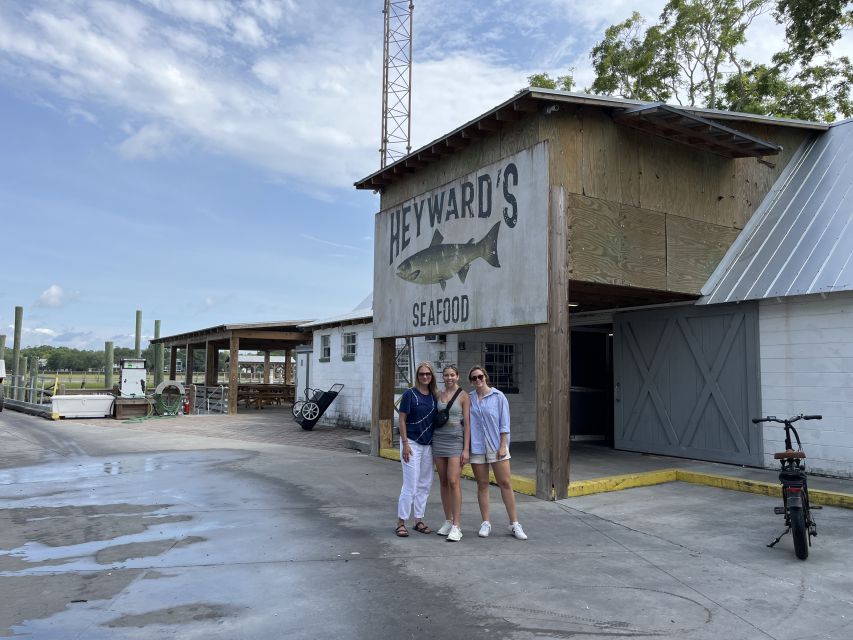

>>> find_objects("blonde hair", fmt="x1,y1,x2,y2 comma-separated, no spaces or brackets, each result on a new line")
468,364,490,385
414,361,438,397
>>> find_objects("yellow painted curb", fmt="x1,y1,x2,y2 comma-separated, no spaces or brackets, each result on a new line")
379,449,853,508
809,489,853,509
568,469,677,497
51,413,61,421
674,469,781,498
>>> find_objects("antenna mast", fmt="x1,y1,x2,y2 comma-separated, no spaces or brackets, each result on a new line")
380,1,414,167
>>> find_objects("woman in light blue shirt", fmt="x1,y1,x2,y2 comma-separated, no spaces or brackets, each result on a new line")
467,365,527,540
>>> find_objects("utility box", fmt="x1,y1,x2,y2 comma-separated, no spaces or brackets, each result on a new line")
120,358,147,397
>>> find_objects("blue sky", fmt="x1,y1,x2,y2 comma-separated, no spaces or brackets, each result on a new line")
0,0,837,349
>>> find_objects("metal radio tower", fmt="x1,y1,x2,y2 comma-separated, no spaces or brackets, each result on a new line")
380,1,414,167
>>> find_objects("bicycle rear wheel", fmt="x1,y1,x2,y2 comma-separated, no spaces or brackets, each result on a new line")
790,506,809,560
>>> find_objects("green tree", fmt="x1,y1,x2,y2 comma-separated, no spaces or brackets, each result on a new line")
527,71,575,92
584,0,853,120
589,11,679,102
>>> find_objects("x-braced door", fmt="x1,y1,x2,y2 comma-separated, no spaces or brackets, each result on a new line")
614,303,761,466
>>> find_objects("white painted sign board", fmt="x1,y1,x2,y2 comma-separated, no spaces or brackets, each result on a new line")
374,142,549,338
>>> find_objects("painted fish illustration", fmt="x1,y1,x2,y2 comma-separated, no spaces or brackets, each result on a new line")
396,222,501,290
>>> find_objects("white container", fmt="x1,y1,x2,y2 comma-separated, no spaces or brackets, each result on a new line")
51,395,115,418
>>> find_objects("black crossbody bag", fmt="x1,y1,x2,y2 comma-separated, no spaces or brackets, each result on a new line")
434,388,463,428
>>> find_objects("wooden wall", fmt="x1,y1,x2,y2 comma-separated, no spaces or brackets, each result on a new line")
545,106,810,294
380,104,810,298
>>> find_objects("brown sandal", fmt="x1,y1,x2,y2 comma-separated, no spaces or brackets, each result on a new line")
395,524,409,537
413,521,433,534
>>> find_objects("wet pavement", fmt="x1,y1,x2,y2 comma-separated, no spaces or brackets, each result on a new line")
2,410,853,639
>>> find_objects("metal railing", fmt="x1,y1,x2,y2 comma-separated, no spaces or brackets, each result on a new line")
192,385,228,414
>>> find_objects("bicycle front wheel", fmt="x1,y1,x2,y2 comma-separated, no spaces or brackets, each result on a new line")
790,506,809,560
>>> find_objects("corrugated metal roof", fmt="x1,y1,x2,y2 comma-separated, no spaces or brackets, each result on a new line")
700,119,853,304
299,308,372,329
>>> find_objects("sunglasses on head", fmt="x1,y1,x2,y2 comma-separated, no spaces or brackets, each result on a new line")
469,374,485,381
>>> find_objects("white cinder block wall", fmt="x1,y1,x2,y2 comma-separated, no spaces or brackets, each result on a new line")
759,292,853,477
310,322,374,429
454,327,536,443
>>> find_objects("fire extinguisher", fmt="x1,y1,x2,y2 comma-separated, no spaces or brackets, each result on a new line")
182,397,190,415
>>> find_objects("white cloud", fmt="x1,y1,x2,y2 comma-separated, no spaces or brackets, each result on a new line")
25,326,58,338
35,284,77,308
3,0,845,201
118,123,177,159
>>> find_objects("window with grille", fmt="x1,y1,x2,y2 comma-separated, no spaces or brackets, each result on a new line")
483,342,519,393
342,332,357,360
394,340,410,390
320,335,330,361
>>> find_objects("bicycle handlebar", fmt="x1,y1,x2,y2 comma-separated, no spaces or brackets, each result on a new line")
752,414,822,425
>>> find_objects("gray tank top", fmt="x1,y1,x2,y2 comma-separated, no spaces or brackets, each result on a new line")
432,392,464,457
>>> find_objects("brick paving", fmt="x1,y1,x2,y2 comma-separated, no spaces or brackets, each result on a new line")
115,406,362,451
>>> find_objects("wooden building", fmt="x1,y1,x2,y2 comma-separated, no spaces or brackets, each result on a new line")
356,89,825,499
151,321,309,414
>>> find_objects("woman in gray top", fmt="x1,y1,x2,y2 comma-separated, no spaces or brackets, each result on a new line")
432,364,470,542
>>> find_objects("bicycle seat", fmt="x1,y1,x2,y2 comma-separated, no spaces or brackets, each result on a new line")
774,450,806,459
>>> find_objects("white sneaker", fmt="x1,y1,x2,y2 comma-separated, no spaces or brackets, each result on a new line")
436,520,453,536
478,521,491,538
447,525,462,542
510,522,528,540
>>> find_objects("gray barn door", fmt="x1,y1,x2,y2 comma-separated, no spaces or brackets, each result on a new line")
614,303,761,466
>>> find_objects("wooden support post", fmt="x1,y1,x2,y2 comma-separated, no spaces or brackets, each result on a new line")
153,320,163,388
169,346,178,380
135,310,142,358
12,306,22,400
184,344,193,386
29,356,38,403
284,348,293,385
104,341,114,390
263,351,271,384
228,336,240,415
20,358,28,402
535,186,571,500
205,341,217,387
371,337,396,456
212,348,220,385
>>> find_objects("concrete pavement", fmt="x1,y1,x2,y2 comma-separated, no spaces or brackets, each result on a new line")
2,410,853,639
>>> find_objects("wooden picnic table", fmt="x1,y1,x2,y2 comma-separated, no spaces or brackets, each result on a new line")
237,384,294,409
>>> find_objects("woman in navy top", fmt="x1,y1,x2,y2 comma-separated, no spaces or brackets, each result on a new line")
395,361,438,537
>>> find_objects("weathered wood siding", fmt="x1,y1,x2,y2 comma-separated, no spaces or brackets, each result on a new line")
759,292,853,478
380,107,809,298
546,106,809,294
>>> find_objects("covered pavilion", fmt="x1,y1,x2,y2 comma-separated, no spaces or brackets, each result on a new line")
152,321,311,414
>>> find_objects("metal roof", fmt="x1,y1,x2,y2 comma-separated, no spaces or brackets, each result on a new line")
152,320,312,346
299,308,373,329
355,88,827,191
700,119,853,304
614,103,782,158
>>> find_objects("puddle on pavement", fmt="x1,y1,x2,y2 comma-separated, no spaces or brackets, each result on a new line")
0,456,167,485
105,603,242,627
0,449,278,637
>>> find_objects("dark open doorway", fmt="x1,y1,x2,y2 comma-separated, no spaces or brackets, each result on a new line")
571,326,614,446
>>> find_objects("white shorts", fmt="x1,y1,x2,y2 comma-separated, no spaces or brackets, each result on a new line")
469,449,510,464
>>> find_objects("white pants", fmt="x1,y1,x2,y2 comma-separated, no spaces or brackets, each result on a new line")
397,441,433,520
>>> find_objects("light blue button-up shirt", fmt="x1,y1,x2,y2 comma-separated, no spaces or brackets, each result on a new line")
469,387,510,454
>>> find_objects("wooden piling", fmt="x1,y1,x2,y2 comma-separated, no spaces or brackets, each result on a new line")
135,310,142,358
153,320,163,388
12,306,22,400
105,341,114,390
